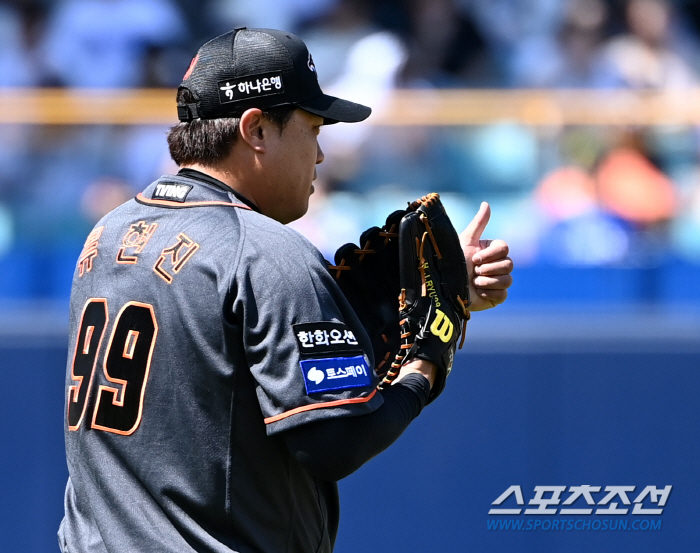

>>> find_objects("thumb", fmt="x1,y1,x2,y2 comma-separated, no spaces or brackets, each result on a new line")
460,201,491,245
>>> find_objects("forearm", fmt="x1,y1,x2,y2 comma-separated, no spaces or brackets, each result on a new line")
392,358,436,388
282,368,432,482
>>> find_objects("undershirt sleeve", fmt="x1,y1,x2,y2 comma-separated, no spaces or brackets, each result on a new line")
281,374,431,482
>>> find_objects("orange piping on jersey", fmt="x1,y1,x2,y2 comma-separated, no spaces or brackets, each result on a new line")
136,193,253,210
264,388,378,425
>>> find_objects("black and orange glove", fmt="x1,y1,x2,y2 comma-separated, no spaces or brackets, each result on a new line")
329,193,470,402
388,193,470,402
329,209,405,379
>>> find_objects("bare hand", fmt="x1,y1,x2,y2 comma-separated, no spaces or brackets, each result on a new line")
459,202,513,311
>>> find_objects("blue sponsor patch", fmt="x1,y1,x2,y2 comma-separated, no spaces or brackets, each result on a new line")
300,355,372,394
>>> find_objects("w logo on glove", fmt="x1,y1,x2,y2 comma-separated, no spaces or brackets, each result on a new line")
430,310,454,343
386,193,470,402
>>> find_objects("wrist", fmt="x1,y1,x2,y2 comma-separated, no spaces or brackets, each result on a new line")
392,359,437,389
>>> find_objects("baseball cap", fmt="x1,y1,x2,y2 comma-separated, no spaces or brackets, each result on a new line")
177,27,372,125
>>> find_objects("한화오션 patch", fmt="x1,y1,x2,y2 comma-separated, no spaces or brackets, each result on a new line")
300,355,371,394
293,322,363,358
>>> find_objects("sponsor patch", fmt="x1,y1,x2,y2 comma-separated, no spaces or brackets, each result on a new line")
218,72,284,104
152,183,193,203
293,322,363,358
300,355,372,394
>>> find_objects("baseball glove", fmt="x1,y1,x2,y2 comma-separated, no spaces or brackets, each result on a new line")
388,193,470,401
330,193,470,402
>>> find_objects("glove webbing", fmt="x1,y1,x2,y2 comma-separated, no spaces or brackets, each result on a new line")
327,227,400,278
327,222,401,375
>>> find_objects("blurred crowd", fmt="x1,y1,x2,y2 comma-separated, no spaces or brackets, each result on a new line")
1,0,700,302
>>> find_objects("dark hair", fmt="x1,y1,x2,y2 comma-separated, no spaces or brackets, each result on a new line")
167,88,296,167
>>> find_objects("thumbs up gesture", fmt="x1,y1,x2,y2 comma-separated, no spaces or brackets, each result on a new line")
459,202,513,311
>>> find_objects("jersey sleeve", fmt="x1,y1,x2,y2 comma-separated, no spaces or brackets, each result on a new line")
232,215,384,434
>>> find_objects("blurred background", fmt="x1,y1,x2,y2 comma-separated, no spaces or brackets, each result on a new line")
3,0,700,304
1,0,699,552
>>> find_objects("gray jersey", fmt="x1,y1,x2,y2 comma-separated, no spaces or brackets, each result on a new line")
59,171,383,553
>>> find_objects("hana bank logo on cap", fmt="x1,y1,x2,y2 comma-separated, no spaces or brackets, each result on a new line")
176,27,370,123
217,72,284,104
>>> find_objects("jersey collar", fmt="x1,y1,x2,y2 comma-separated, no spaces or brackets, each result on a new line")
177,168,261,213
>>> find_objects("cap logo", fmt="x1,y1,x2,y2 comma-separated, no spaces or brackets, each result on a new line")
183,54,198,81
217,72,284,105
308,53,316,73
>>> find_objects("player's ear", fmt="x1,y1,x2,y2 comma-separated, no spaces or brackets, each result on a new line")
239,108,268,153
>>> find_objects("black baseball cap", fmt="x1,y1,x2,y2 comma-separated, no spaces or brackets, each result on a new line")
177,27,371,125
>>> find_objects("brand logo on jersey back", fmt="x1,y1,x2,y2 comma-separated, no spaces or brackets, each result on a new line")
152,183,193,202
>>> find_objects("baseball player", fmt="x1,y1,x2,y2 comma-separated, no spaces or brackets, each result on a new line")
59,28,512,553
